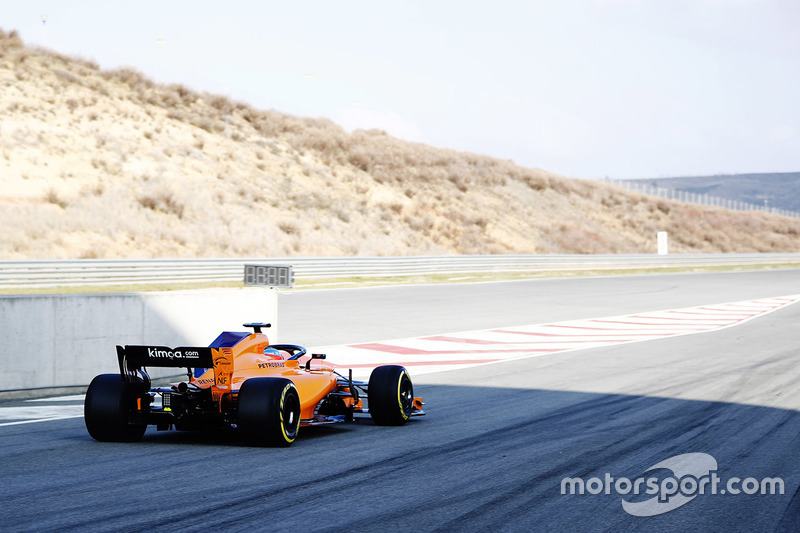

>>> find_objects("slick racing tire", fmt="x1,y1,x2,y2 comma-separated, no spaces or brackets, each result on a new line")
238,378,301,447
84,374,147,442
368,365,414,426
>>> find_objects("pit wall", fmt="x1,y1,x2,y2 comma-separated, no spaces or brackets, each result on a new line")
0,288,278,395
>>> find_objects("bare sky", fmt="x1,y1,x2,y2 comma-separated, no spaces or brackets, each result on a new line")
4,1,798,179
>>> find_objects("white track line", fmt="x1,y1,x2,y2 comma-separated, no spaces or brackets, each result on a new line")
0,415,84,427
0,405,84,427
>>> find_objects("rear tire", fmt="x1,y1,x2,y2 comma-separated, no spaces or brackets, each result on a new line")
238,378,301,447
368,365,413,426
84,374,147,442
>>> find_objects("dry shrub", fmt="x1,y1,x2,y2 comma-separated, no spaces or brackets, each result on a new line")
348,146,373,172
292,119,350,162
108,67,153,90
189,115,222,133
74,56,99,71
11,48,31,65
467,215,488,229
157,88,182,108
207,94,236,115
169,84,197,105
44,188,67,208
278,221,299,235
456,227,484,252
138,191,185,219
557,225,610,254
335,209,351,223
54,68,79,84
404,212,431,232
548,177,572,195
79,247,100,259
600,196,614,208
448,174,469,193
523,174,548,191
0,29,24,53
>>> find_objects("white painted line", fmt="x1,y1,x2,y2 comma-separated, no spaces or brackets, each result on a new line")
26,395,85,403
0,404,84,427
0,415,84,427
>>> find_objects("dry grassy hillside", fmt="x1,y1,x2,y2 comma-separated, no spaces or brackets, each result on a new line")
1,28,798,259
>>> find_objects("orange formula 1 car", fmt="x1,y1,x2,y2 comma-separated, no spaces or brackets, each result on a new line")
84,323,424,446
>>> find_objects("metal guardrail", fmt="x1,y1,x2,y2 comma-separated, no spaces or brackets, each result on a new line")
1,254,800,288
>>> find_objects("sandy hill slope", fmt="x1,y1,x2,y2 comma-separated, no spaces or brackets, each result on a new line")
1,28,798,260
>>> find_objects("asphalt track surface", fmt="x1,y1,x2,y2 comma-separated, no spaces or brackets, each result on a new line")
3,270,800,532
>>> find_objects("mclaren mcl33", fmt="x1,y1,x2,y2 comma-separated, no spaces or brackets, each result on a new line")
84,323,424,446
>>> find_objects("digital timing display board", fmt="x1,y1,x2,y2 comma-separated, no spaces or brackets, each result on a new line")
244,265,294,288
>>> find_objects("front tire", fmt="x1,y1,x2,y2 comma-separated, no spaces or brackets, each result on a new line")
238,378,301,447
368,365,414,426
84,374,147,442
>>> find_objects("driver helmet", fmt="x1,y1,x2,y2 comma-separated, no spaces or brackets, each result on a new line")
263,347,283,360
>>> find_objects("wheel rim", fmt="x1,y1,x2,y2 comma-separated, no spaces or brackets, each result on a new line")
282,388,300,440
399,375,413,414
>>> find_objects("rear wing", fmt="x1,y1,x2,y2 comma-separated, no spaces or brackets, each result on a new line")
116,345,233,399
117,345,213,370
117,345,213,384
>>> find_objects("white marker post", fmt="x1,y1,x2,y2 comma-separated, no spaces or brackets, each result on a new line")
657,231,669,255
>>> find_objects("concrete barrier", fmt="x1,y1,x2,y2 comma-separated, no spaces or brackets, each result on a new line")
0,288,278,397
